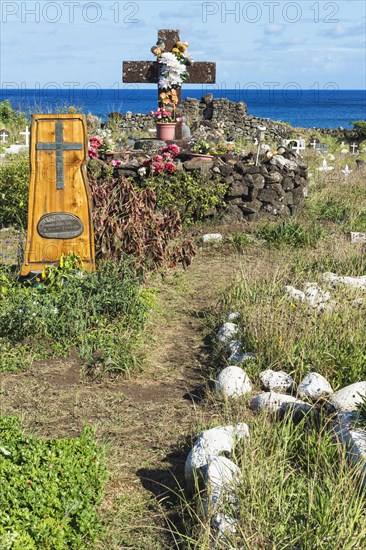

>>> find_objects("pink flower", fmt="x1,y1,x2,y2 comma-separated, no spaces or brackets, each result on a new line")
153,154,163,162
165,162,177,173
161,144,180,158
111,159,122,166
176,117,183,123
90,137,101,147
162,151,172,159
151,161,164,173
143,158,152,166
168,144,180,156
88,148,98,158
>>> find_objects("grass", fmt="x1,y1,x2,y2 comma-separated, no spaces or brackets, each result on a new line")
177,159,366,547
178,414,366,549
306,170,366,232
217,259,366,389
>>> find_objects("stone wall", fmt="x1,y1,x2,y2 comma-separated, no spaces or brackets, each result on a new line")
216,151,307,222
183,97,293,142
112,146,307,223
106,96,295,143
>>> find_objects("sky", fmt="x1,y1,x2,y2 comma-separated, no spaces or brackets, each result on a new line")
1,0,365,92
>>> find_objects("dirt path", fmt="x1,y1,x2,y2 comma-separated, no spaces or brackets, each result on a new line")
0,245,240,549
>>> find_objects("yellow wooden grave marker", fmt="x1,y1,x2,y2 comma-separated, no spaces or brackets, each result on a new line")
21,114,95,276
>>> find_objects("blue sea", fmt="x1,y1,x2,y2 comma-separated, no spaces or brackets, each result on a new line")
1,88,365,129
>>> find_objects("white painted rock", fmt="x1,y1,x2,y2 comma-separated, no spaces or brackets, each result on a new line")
215,366,252,398
217,322,238,343
284,285,305,302
227,339,242,356
212,512,237,535
259,369,294,394
205,456,241,509
304,283,332,311
202,233,223,243
228,351,256,364
332,412,366,488
278,400,314,423
298,372,333,401
251,391,306,413
328,382,366,412
350,232,366,244
323,272,366,289
227,311,241,322
185,423,250,492
205,458,240,539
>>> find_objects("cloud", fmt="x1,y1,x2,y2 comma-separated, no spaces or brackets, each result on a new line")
255,36,306,51
264,24,285,35
320,19,366,38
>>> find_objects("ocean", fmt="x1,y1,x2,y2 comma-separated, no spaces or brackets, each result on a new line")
1,88,365,129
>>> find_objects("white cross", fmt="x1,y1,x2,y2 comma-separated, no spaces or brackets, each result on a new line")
20,126,30,147
310,140,318,149
341,164,352,178
0,130,9,143
350,143,358,154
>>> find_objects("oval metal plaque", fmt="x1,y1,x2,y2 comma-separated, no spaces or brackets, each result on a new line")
37,213,84,240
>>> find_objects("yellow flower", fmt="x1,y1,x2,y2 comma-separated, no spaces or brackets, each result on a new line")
41,268,46,280
183,41,189,46
172,47,180,54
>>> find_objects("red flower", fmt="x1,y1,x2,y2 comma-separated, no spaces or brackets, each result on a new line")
165,162,177,173
151,161,164,173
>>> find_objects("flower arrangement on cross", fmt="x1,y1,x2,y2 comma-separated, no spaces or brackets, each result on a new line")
150,38,192,121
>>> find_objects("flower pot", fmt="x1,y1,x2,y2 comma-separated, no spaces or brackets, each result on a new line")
156,122,176,140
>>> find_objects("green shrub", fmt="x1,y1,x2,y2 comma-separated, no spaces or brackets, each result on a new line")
257,220,324,248
0,260,149,374
0,100,28,142
0,416,106,548
142,171,228,224
0,152,29,228
225,232,253,252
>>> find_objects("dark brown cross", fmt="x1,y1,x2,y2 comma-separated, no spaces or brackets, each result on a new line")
123,29,216,138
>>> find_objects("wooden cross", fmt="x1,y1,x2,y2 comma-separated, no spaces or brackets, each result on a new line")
123,29,216,138
20,126,30,147
36,121,83,189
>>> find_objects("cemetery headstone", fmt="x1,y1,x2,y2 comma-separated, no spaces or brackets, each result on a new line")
21,114,95,276
0,129,10,143
350,142,358,154
20,126,30,147
315,142,328,154
123,29,216,139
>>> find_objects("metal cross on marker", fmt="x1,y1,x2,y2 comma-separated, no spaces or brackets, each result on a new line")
36,121,83,190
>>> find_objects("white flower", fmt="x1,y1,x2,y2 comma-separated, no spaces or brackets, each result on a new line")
138,167,147,176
